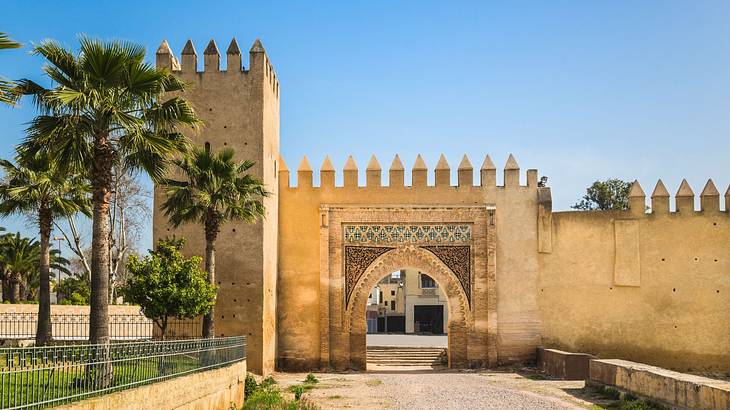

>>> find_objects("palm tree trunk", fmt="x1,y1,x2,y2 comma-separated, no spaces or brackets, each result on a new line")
9,272,19,303
89,134,113,345
88,133,114,387
202,216,219,338
36,206,53,346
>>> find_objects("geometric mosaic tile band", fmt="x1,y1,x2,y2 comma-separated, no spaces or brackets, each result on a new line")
343,224,471,244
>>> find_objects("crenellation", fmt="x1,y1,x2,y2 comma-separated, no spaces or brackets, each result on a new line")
628,180,646,217
155,40,180,71
297,156,313,188
320,156,335,188
366,155,381,187
434,154,450,187
278,156,290,189
480,155,496,187
457,155,473,187
226,38,242,71
526,169,538,187
343,156,358,187
675,179,694,213
181,39,197,72
699,179,720,212
503,154,520,187
389,155,405,187
726,185,730,213
651,180,670,214
412,155,428,187
203,39,220,72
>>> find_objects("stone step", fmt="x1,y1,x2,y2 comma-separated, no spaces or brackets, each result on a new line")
367,347,446,366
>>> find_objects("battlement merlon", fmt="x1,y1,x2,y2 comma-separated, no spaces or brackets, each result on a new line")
280,154,540,189
155,37,280,98
628,179,729,215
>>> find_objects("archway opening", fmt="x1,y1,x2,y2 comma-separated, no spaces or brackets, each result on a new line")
364,268,449,370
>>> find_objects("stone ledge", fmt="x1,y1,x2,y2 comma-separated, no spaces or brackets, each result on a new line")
536,347,595,380
56,359,246,410
589,359,730,409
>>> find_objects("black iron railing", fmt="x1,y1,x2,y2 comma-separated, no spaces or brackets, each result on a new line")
0,313,201,341
0,336,246,409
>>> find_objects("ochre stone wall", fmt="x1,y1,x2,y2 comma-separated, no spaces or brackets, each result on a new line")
538,183,730,371
276,155,541,370
154,39,279,375
56,360,246,410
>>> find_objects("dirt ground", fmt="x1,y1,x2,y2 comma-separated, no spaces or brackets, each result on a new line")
270,366,618,409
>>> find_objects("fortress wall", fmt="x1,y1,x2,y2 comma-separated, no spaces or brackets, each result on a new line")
538,181,730,371
276,155,542,369
153,38,279,375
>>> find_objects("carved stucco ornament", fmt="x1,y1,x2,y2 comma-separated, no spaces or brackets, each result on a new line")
421,245,471,305
344,246,394,306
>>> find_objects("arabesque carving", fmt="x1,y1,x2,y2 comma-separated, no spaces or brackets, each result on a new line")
344,246,394,306
421,245,471,305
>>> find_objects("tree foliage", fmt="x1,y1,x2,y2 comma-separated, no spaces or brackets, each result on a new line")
121,238,216,339
0,32,21,106
572,179,632,211
161,145,268,337
14,37,200,345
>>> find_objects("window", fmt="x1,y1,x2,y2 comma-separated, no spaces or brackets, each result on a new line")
390,290,395,296
390,301,395,310
420,274,436,289
379,291,383,301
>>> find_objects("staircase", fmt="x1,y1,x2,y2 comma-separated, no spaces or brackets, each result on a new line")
367,346,447,367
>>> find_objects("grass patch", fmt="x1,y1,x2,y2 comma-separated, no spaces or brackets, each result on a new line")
365,378,382,386
590,386,664,410
242,374,320,410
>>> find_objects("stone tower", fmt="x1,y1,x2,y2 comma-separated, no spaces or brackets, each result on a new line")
154,38,280,374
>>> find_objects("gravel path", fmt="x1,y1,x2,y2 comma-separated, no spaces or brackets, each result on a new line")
274,369,593,409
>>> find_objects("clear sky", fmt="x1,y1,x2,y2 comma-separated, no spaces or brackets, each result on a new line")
1,1,729,250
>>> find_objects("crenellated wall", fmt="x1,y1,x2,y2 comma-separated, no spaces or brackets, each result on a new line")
276,153,543,370
538,179,730,371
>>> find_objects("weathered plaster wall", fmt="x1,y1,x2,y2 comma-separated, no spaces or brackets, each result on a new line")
276,156,541,369
153,38,279,375
56,360,246,410
539,185,730,371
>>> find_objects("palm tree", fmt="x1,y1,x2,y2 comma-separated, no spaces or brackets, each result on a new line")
0,153,90,345
0,233,40,303
0,32,21,105
161,145,268,337
15,38,199,345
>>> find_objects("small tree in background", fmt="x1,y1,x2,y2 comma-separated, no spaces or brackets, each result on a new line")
121,238,216,340
572,179,632,211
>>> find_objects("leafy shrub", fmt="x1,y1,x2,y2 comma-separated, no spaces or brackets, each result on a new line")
292,385,304,401
244,373,258,397
260,375,277,388
304,373,318,384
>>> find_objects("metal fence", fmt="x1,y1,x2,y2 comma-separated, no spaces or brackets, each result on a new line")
0,336,246,409
0,313,202,341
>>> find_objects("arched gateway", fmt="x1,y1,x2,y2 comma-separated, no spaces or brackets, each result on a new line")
317,206,497,370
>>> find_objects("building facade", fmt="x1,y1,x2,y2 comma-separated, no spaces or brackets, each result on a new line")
154,38,730,375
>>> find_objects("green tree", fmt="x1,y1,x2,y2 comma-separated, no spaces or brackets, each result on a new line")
0,153,89,344
0,233,69,303
57,274,91,305
0,32,21,105
121,238,216,339
15,38,200,345
572,179,632,211
161,145,267,337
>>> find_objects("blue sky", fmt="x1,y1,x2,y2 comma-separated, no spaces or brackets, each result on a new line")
1,1,729,250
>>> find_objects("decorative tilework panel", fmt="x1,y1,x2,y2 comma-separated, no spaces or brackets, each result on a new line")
344,224,471,244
